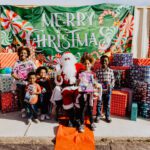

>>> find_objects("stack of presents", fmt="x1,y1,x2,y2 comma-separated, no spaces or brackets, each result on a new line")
109,54,150,120
0,53,18,113
0,52,150,121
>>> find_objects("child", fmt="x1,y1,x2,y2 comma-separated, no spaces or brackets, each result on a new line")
50,64,63,122
95,55,115,123
24,72,41,124
11,46,37,117
36,66,52,121
76,54,98,132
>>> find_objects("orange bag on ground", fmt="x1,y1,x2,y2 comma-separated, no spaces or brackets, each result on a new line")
55,122,95,150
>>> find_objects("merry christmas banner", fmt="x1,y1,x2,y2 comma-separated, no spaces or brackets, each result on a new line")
0,4,134,61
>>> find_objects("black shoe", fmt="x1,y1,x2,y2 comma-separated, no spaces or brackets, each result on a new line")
95,116,100,123
51,138,56,145
55,116,59,122
105,117,112,123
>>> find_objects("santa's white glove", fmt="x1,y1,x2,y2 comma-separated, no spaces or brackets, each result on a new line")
56,70,62,76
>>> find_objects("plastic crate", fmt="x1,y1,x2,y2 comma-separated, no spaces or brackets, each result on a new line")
111,90,128,117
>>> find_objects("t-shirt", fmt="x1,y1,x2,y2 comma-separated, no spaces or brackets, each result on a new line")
24,83,41,104
36,78,52,95
12,60,37,82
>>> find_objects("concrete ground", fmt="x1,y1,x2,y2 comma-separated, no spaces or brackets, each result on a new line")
0,111,150,137
0,111,150,150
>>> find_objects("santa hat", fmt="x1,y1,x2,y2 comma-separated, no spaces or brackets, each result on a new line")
61,51,77,65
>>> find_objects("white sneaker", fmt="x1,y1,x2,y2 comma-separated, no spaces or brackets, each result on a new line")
45,114,50,120
21,108,26,113
40,114,45,121
21,112,26,118
33,119,40,124
27,119,32,125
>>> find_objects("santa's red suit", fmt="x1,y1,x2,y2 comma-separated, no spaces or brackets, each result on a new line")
55,52,85,110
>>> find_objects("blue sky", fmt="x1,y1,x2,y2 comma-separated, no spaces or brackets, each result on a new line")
0,0,150,6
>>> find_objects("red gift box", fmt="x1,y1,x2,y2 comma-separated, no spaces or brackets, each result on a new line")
110,66,130,80
111,90,128,117
0,92,18,113
133,58,150,66
110,66,130,70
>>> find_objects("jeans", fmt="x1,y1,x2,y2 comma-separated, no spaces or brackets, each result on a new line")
25,102,38,119
96,90,112,119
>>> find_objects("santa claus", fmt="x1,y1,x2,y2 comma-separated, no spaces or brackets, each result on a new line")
55,52,85,126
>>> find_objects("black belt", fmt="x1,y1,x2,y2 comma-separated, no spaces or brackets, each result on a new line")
62,84,76,88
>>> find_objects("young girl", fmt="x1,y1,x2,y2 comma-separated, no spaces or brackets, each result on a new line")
76,55,101,132
36,66,52,121
12,46,37,117
24,72,41,124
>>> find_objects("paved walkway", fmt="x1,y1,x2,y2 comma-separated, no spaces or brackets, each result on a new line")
0,111,150,138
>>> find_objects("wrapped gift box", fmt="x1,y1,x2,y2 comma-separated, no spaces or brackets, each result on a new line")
0,53,18,68
127,66,150,84
138,101,150,119
133,58,150,66
131,103,138,121
0,92,18,113
128,66,142,81
132,80,148,102
141,66,150,83
113,53,133,66
111,90,128,117
0,75,14,92
121,88,133,112
110,66,130,89
147,83,150,102
126,66,143,88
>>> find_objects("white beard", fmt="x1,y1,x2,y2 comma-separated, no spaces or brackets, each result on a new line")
62,60,76,84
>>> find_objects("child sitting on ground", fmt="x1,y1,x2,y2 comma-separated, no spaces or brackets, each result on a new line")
24,72,41,124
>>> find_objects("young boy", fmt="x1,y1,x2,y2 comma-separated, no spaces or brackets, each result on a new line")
24,72,41,124
36,66,52,121
95,55,115,123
